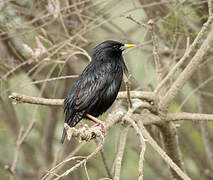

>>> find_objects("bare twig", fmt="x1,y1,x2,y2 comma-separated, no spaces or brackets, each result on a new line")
138,129,146,180
43,143,86,180
100,148,113,179
178,75,213,111
113,126,129,180
159,27,213,111
208,0,213,16
125,15,149,29
10,127,24,179
9,93,64,106
123,74,133,109
155,16,213,95
9,91,156,106
125,115,147,180
198,69,213,170
137,121,191,180
54,142,104,180
148,19,164,86
135,112,213,125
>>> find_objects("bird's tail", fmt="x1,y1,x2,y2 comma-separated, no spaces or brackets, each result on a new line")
61,128,67,144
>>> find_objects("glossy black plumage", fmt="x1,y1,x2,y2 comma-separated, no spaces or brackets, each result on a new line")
62,40,134,143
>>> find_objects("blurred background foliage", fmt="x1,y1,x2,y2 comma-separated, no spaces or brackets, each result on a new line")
0,0,213,179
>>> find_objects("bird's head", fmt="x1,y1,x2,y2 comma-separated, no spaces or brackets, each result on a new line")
93,40,136,59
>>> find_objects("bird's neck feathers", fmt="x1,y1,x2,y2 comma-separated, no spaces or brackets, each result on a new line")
93,49,121,60
92,49,128,74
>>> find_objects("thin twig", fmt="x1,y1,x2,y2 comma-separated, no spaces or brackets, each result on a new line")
113,126,129,180
100,148,113,179
137,121,191,180
10,127,24,179
148,19,163,86
125,15,149,29
159,26,213,111
44,143,86,180
123,74,133,109
155,16,213,95
208,0,213,16
54,142,104,180
138,129,146,180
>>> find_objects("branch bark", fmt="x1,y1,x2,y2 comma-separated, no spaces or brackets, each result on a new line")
9,91,156,106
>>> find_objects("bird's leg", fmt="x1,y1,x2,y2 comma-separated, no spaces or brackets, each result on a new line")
86,114,107,133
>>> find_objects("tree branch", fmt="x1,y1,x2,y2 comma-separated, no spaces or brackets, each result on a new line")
155,16,213,94
138,121,191,180
9,91,156,106
159,26,213,111
113,126,129,180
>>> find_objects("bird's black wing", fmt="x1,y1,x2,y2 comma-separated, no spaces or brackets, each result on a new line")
62,62,114,143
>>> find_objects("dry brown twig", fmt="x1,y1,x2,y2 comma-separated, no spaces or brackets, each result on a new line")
53,142,104,180
122,98,147,179
44,143,86,180
138,133,146,180
159,26,213,111
113,75,133,180
125,14,149,29
148,16,185,180
9,127,24,179
113,126,129,180
100,148,113,179
137,121,191,180
148,19,164,88
155,14,213,95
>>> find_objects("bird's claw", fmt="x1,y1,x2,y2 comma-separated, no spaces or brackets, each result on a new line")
91,121,107,134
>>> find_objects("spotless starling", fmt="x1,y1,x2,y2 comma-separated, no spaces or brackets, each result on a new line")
62,40,136,143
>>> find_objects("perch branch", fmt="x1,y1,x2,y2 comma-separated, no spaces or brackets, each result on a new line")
9,93,213,124
9,91,156,106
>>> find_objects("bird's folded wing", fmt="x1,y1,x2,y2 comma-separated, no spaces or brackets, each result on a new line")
74,73,110,111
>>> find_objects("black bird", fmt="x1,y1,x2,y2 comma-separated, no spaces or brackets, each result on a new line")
62,40,136,143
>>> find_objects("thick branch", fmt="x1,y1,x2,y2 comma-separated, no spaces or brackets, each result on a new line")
9,93,213,124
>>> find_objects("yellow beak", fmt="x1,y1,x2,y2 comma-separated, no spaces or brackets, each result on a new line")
124,44,136,49
120,44,136,51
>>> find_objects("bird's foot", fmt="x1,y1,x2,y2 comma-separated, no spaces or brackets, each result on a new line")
86,114,107,133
